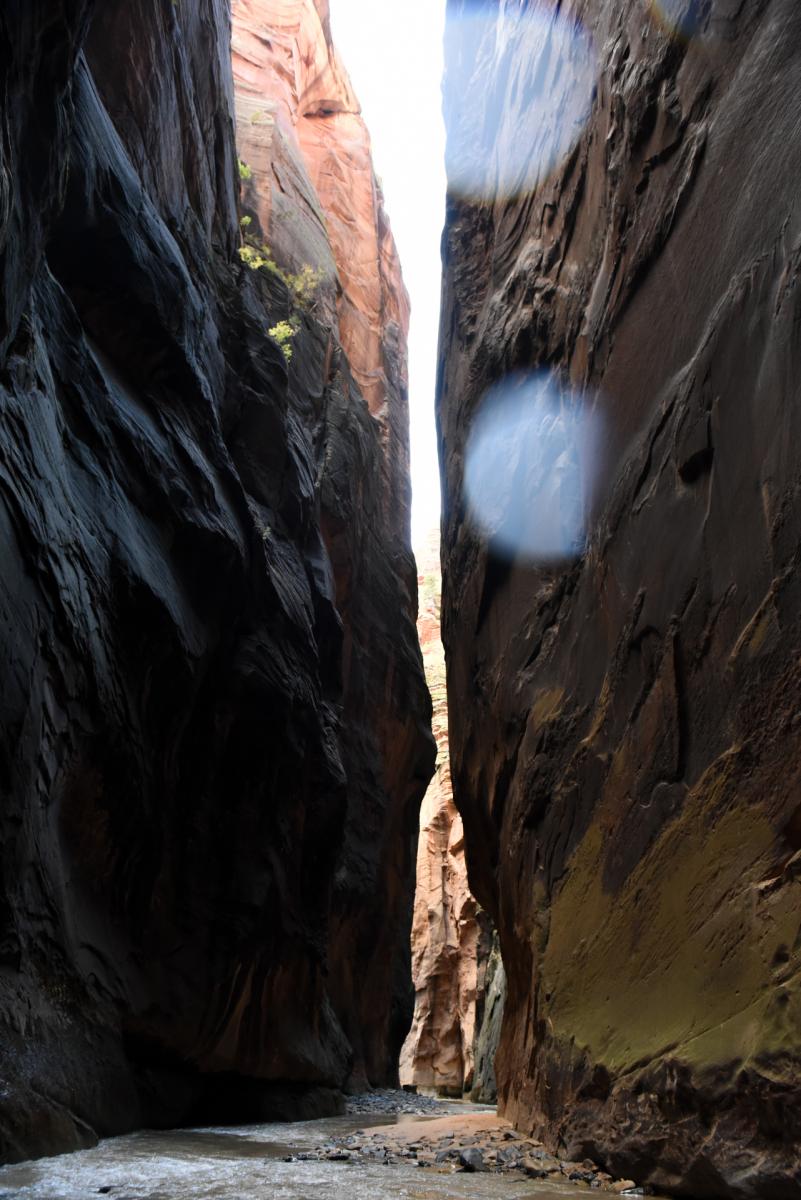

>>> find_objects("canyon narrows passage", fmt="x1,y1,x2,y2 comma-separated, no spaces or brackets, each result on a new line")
400,532,502,1103
2,1,801,1200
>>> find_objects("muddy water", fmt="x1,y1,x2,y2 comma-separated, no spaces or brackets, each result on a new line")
0,1111,587,1200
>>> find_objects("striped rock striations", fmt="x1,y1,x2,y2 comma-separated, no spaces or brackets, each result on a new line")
438,2,801,1197
0,0,432,1163
231,0,431,1088
232,0,410,527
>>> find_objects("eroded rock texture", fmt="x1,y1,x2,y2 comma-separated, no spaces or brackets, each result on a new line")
399,534,490,1096
0,0,432,1163
470,931,505,1106
232,0,410,458
231,0,429,1089
439,2,801,1196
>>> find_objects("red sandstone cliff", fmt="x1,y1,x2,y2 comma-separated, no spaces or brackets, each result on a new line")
399,533,490,1096
232,0,411,536
231,0,431,1088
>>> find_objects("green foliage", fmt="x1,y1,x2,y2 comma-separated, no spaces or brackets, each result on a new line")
238,158,253,182
268,318,300,364
235,244,284,286
286,263,324,308
238,234,322,307
238,243,259,268
237,228,323,369
420,570,442,620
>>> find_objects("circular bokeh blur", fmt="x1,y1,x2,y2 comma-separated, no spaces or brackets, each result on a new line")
649,0,705,38
444,1,597,202
464,372,604,563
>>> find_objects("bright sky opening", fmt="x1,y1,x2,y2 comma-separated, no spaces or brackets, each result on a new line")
329,0,447,551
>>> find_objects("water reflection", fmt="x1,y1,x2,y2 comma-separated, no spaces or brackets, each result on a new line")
464,373,603,563
444,1,596,201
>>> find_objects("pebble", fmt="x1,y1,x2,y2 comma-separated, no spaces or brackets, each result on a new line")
345,1089,446,1116
311,1095,652,1195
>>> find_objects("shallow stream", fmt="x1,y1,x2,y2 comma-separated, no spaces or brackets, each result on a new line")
0,1108,590,1200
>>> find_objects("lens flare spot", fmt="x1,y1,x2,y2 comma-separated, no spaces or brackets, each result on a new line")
649,0,705,37
444,1,596,202
464,373,604,563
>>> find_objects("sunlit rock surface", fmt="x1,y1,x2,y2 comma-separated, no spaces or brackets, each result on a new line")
0,0,432,1163
439,2,801,1197
232,0,410,464
399,534,490,1096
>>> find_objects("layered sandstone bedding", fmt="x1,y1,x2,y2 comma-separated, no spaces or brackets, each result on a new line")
232,0,434,1094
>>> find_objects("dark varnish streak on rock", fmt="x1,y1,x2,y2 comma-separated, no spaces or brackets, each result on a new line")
0,0,433,1162
439,2,801,1197
230,0,431,1089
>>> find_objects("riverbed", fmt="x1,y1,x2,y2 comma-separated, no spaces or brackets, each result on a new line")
0,1108,601,1200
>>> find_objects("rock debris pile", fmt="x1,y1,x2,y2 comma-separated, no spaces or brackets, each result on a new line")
308,1113,647,1193
345,1089,446,1117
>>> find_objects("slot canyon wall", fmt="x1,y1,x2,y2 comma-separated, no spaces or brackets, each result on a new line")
231,0,431,1092
0,0,432,1164
399,532,494,1099
438,2,801,1198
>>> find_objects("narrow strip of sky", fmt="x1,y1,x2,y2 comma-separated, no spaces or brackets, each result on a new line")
330,0,446,550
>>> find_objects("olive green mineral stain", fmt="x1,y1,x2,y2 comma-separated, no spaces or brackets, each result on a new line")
543,746,801,1075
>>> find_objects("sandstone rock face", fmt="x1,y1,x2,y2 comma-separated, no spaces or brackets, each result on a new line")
471,932,505,1106
0,0,431,1163
232,0,411,515
231,0,429,1089
439,2,801,1196
399,535,489,1096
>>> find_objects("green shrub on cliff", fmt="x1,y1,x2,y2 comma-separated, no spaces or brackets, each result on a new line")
238,243,278,274
268,318,300,364
237,237,322,310
285,263,323,309
237,228,323,367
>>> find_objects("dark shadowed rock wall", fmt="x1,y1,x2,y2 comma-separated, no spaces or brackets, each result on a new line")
231,0,433,1092
438,1,801,1197
470,931,504,1106
0,0,432,1163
